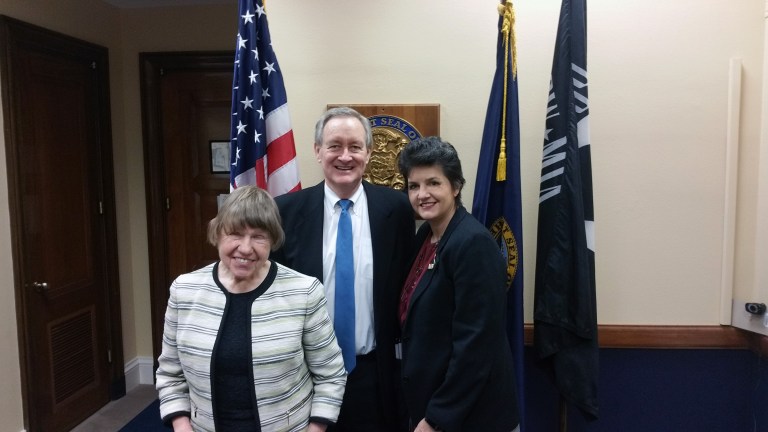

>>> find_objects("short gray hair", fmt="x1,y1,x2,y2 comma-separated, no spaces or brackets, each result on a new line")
314,106,372,149
207,185,285,250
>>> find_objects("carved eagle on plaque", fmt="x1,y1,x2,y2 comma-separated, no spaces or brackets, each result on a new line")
366,115,422,190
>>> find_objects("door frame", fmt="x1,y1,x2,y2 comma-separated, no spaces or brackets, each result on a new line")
139,51,233,363
0,15,124,429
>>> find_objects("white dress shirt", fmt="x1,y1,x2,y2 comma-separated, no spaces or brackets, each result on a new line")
322,184,375,355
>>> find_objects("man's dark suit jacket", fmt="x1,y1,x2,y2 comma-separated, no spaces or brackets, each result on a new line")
400,206,519,432
272,181,415,429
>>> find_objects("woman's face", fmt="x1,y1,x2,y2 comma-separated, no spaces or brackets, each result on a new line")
217,225,272,283
406,165,459,228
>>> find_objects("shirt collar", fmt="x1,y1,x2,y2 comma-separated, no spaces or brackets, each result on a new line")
324,182,364,210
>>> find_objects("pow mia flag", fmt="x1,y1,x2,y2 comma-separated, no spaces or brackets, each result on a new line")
533,0,599,419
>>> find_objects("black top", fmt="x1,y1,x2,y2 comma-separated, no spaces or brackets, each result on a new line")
212,261,276,431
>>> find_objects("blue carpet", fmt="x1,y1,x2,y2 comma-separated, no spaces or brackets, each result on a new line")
119,399,167,431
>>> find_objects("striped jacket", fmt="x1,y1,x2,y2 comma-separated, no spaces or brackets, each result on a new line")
156,262,347,431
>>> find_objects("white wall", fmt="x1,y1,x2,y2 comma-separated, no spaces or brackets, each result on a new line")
265,0,766,325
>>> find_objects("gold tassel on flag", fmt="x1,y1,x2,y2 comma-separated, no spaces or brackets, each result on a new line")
496,1,517,181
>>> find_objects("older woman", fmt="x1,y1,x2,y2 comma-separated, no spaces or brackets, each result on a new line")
397,137,520,432
156,185,346,432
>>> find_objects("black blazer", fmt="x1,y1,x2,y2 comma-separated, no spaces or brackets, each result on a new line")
401,206,519,432
272,181,415,425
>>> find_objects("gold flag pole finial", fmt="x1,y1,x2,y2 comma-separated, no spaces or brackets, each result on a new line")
496,0,516,182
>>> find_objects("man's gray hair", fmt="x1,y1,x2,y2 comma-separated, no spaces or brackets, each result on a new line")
313,106,372,149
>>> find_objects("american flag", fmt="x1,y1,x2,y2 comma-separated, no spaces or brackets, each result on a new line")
230,0,300,195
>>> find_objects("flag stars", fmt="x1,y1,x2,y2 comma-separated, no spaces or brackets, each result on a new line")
263,61,276,76
236,120,247,135
230,0,298,191
242,10,255,24
232,146,241,166
240,96,254,110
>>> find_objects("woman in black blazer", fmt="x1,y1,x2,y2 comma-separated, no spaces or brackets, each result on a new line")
397,137,520,432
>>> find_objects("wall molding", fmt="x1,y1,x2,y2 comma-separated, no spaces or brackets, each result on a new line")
524,324,767,354
123,357,155,391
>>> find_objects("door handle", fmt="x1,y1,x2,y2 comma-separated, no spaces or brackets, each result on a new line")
32,282,49,292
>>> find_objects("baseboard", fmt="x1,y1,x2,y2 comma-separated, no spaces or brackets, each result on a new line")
523,324,753,349
124,356,155,391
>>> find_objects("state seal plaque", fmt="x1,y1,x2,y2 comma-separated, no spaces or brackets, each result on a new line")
366,115,421,189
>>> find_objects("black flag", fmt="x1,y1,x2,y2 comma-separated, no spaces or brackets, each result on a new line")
533,0,598,418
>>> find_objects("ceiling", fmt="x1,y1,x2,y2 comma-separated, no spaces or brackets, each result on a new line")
101,0,234,8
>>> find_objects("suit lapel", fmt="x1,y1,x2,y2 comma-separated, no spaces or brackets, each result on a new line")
363,182,392,260
294,183,326,281
406,207,468,323
363,182,395,335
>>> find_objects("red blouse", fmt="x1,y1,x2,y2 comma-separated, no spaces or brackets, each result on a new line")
399,236,438,326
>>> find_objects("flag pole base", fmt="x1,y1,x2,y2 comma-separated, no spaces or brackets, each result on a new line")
559,396,568,432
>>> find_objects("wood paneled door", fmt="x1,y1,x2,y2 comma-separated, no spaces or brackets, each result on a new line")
0,16,123,432
140,52,233,363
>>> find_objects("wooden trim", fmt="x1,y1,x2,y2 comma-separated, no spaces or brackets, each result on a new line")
747,331,768,357
140,51,233,364
524,324,758,350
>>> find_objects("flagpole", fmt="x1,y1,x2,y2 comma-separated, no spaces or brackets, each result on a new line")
559,397,568,432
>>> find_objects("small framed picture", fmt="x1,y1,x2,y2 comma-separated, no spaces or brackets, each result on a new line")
210,141,230,173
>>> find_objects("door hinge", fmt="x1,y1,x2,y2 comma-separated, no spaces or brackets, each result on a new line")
107,349,112,364
166,197,171,210
91,61,96,70
98,201,104,215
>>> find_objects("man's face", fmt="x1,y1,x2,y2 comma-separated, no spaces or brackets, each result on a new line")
315,116,371,198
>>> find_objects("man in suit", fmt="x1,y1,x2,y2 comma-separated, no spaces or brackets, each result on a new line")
272,107,415,432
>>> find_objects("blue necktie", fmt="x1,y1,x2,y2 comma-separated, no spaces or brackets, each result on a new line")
335,199,356,372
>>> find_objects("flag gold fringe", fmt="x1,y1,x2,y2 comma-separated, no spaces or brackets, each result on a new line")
496,0,517,182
